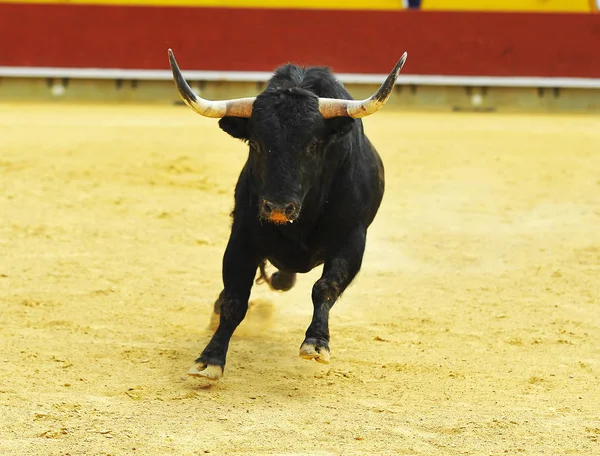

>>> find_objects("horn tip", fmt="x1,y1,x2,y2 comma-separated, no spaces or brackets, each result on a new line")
391,52,408,78
168,49,178,70
399,52,408,66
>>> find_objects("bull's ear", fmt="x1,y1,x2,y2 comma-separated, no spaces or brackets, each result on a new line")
324,117,355,140
219,117,250,140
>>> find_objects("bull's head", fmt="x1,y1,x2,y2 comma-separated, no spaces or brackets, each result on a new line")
168,49,407,225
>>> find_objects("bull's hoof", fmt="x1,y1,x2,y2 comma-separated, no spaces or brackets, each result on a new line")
187,362,223,380
299,339,331,364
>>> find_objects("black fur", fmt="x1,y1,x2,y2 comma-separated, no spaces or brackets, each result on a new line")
196,64,385,375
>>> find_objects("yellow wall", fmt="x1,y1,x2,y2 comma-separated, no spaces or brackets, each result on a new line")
0,0,404,9
2,0,595,11
422,0,592,13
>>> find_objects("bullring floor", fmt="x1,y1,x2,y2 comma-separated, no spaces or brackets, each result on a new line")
1,103,599,455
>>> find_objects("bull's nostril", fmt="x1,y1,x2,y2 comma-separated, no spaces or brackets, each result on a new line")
284,203,296,217
262,201,272,215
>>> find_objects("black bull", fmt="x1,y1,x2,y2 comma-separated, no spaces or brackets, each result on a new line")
168,50,407,380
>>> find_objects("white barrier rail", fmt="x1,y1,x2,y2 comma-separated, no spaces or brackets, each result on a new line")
1,67,600,89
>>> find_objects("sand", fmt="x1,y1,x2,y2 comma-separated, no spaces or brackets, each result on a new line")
1,103,599,455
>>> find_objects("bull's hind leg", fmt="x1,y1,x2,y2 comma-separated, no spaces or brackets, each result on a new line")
300,226,366,364
269,270,296,291
189,230,259,380
210,267,295,330
257,262,297,292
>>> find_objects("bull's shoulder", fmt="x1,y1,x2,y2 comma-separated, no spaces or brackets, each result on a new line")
326,136,384,225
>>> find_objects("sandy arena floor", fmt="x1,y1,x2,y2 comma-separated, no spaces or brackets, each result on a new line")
0,103,599,455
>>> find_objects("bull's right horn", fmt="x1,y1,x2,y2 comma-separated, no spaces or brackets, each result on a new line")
168,49,255,118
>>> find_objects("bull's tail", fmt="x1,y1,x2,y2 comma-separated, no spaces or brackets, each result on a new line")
256,260,270,286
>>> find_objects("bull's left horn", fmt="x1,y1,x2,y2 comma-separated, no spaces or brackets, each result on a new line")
318,52,407,119
168,49,255,118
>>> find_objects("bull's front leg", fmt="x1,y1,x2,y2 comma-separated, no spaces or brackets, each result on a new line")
300,226,367,364
188,229,259,380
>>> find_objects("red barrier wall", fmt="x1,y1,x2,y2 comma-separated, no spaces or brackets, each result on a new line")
0,3,599,77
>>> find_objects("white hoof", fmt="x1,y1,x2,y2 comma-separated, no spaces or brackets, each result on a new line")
299,343,330,364
187,363,223,380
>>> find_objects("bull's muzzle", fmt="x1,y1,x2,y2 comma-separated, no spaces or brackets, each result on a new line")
260,200,299,225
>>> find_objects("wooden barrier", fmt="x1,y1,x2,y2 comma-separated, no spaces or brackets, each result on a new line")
0,3,599,78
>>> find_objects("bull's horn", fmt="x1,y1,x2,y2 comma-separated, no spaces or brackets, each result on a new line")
168,49,255,118
318,52,408,119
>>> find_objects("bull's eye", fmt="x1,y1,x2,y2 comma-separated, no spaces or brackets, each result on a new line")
308,139,320,153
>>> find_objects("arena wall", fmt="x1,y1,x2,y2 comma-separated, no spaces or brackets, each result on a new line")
0,2,598,111
0,3,599,78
